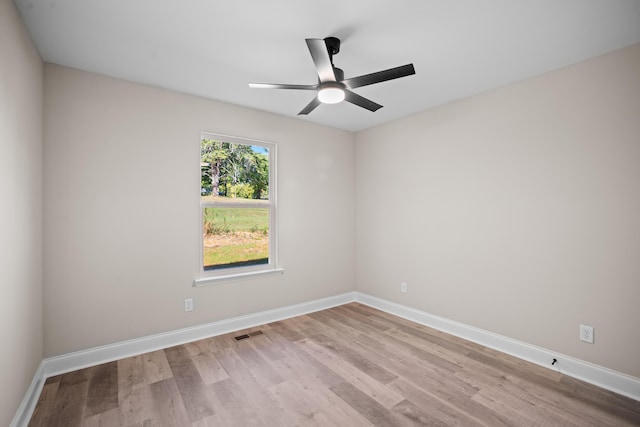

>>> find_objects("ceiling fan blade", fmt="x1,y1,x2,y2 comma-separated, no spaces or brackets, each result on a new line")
249,83,318,90
306,38,336,83
343,64,415,89
344,89,383,112
298,97,322,115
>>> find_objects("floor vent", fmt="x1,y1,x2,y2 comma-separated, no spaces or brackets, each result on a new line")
234,330,263,341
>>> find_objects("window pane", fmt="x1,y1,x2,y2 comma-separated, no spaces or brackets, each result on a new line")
199,134,275,278
203,207,269,270
201,139,269,201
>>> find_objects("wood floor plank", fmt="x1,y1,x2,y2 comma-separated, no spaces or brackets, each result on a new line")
330,381,409,426
388,376,509,427
82,406,123,427
27,379,60,427
118,355,153,426
309,309,465,381
118,354,145,390
381,329,464,374
44,374,63,384
308,309,383,339
246,329,288,363
232,338,284,388
268,378,372,427
85,361,119,417
118,385,153,427
180,338,231,386
163,345,215,423
296,337,405,409
142,349,173,384
373,309,484,355
505,372,640,426
148,378,191,427
472,382,571,426
44,370,89,427
27,303,640,427
332,304,395,333
307,330,399,384
386,325,482,369
206,378,265,426
267,379,334,426
391,399,450,427
268,319,306,342
266,332,346,389
191,351,229,385
467,345,563,385
313,321,481,400
182,339,211,357
210,347,286,425
559,375,640,423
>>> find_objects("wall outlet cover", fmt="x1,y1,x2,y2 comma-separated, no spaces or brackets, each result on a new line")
580,324,594,344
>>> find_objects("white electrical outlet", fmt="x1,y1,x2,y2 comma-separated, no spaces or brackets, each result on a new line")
184,298,194,312
401,282,407,293
580,324,594,343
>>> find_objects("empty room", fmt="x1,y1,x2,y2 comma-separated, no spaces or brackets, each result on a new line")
3,0,640,426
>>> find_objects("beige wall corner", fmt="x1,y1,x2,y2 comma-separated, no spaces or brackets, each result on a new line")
0,1,44,425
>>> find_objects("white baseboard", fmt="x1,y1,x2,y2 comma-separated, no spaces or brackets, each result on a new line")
43,291,356,377
9,362,45,427
13,290,639,426
354,292,640,401
11,291,356,427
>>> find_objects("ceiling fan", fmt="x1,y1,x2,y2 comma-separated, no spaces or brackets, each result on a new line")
248,37,416,115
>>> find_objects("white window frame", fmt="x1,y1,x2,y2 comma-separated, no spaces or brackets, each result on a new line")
194,133,282,286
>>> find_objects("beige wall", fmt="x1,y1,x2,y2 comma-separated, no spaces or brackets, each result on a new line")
0,0,43,425
43,64,355,357
356,44,640,378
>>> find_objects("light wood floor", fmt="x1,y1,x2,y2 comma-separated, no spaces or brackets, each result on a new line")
28,303,640,426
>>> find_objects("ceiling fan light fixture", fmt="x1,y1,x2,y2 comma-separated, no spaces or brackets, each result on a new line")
317,83,345,104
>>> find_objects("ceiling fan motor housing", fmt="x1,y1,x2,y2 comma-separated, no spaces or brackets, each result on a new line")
323,37,343,81
324,37,341,57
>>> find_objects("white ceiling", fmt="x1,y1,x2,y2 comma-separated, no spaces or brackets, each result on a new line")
14,0,640,132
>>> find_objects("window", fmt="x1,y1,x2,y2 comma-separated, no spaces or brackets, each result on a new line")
195,133,281,285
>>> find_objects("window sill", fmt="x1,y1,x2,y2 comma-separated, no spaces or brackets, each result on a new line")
193,267,285,287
